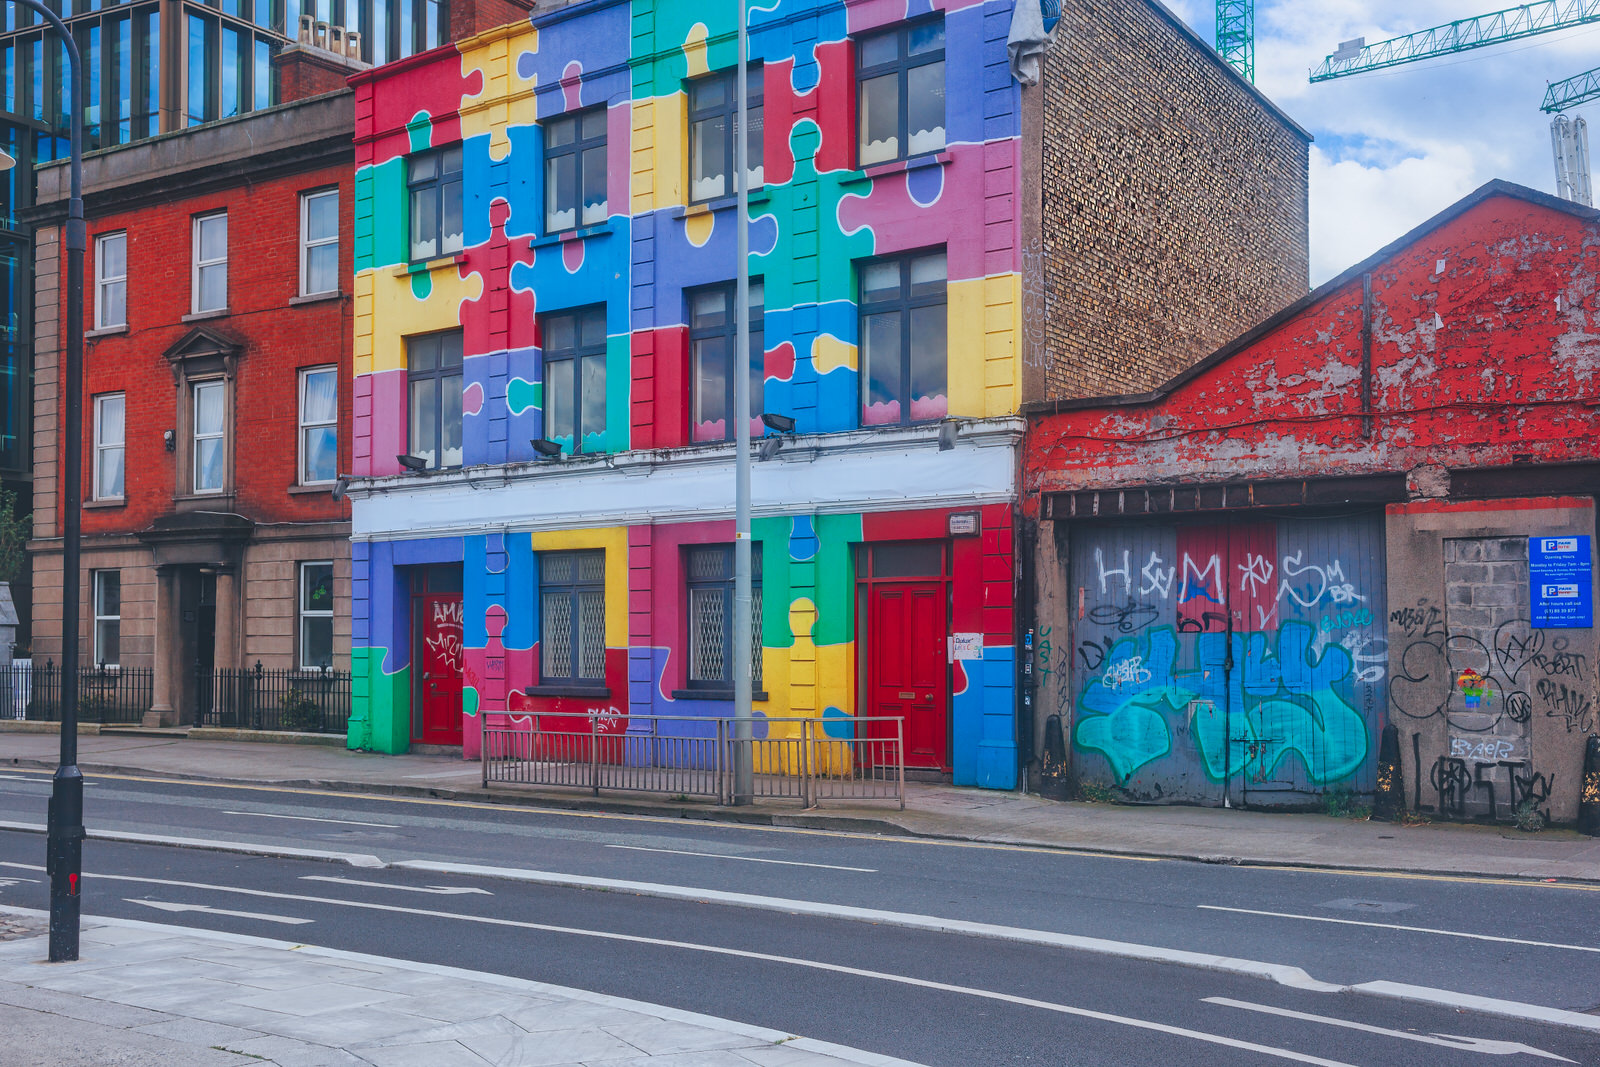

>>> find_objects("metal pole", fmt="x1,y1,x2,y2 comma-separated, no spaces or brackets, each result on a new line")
731,0,754,805
23,0,87,963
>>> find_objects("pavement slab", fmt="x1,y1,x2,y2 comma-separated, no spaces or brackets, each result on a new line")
0,906,920,1067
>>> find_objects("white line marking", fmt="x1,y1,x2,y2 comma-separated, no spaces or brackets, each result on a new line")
1197,906,1600,953
0,821,385,867
223,811,400,828
1204,998,1575,1061
604,844,877,872
79,872,1350,1065
127,899,314,925
300,876,491,896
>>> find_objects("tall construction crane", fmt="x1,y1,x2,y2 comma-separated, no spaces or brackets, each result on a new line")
1308,1,1600,205
1215,1,1254,83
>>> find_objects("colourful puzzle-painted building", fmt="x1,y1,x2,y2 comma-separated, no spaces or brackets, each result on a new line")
343,0,1310,788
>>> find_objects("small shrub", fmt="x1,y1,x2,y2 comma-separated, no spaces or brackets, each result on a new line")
1076,781,1123,804
1514,799,1547,833
279,688,322,732
1323,789,1372,820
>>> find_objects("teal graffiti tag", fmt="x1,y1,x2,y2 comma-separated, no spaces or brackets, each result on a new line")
1075,622,1371,786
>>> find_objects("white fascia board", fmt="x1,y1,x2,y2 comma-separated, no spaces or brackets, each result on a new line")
352,418,1022,540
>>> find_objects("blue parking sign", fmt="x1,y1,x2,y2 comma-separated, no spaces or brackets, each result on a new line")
1529,535,1593,628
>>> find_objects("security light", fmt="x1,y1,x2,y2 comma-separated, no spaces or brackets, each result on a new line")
331,475,350,501
760,412,795,433
531,438,564,458
758,436,784,461
396,454,427,471
938,421,958,451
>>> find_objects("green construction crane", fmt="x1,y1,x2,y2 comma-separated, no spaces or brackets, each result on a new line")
1308,2,1599,205
1544,65,1600,111
1310,0,1600,82
1215,0,1254,83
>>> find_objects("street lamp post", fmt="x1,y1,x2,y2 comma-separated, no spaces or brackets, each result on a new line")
731,0,754,804
0,0,88,962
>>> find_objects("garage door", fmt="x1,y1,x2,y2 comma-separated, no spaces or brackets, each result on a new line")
1067,515,1386,807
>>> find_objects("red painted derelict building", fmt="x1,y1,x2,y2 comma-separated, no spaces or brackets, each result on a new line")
1024,181,1600,825
27,82,356,729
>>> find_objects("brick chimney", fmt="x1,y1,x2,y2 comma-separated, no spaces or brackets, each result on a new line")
273,22,369,103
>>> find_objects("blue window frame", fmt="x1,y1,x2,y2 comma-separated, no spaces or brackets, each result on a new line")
541,305,607,453
685,543,762,693
856,19,945,167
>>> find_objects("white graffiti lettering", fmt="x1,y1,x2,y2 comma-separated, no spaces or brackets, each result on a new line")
1237,553,1274,598
1141,552,1176,598
1103,657,1152,690
1449,736,1519,761
1179,554,1223,605
1095,548,1133,596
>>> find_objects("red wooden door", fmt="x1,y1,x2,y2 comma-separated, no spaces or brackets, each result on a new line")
414,593,464,746
868,581,948,769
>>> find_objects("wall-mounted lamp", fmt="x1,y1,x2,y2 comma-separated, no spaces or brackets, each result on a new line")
331,475,351,502
758,436,784,461
163,429,175,452
530,438,564,459
396,453,428,471
760,412,795,433
937,420,959,451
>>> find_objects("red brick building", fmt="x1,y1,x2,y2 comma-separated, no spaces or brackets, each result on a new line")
1024,182,1600,825
26,83,356,727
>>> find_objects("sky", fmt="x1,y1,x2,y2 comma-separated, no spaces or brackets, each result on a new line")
1160,0,1600,284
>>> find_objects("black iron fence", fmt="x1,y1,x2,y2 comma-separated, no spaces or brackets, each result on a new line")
13,661,153,724
197,662,351,734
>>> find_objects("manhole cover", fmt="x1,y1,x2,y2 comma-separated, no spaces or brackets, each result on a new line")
1319,898,1416,914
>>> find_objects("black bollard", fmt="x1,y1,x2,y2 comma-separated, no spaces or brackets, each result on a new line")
1373,723,1404,822
1039,714,1073,800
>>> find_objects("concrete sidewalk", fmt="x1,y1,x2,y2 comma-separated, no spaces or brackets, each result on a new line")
4,727,1600,883
0,907,917,1067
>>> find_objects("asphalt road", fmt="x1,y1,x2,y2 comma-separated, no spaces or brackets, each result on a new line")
1,769,1598,1064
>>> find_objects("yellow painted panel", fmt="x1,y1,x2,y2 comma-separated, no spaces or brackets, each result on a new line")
812,334,857,375
458,24,539,162
528,527,630,647
364,268,484,375
632,93,686,214
946,278,985,419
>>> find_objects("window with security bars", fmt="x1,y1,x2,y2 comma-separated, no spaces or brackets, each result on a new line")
685,543,762,692
540,550,606,686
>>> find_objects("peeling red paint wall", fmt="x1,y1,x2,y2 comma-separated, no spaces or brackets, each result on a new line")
1024,193,1600,496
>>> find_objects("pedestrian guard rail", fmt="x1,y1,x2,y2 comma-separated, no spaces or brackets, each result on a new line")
481,713,905,809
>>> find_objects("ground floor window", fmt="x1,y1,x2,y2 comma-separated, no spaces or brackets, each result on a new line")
539,550,606,685
300,562,334,669
685,543,762,692
93,570,121,668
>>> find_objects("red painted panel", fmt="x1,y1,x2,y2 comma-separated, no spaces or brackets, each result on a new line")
1174,526,1229,634
1229,522,1278,633
868,581,948,769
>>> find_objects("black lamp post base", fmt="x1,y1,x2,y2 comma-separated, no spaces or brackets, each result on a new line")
46,765,84,962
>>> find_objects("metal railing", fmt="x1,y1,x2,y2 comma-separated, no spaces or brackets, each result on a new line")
482,713,905,808
198,662,352,734
16,661,152,724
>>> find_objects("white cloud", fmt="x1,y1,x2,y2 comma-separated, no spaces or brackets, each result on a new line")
1163,2,1595,282
1308,143,1480,283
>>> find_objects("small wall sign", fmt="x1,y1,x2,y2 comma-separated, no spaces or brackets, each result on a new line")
948,632,983,661
948,511,980,537
1529,534,1593,628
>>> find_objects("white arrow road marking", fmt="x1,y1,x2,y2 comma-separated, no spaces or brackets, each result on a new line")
1204,998,1575,1062
299,876,491,896
223,811,400,828
603,844,876,872
127,899,314,926
73,870,1354,1065
1198,906,1600,954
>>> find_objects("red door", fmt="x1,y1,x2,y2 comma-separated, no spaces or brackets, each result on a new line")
868,582,948,769
413,593,464,746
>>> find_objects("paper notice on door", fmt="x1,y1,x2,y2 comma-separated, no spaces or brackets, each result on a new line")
948,633,983,661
